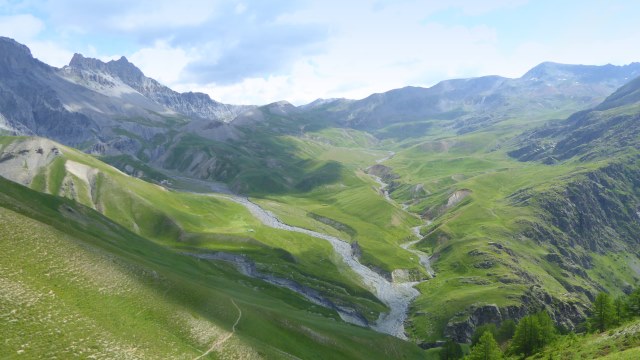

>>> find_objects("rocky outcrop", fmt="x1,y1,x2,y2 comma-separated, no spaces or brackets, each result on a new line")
0,38,99,146
308,212,357,238
444,286,587,343
424,189,472,219
445,189,471,209
514,162,640,254
0,137,62,185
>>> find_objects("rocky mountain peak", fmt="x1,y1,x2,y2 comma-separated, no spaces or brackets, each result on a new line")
181,91,221,104
67,53,145,84
106,56,145,83
0,36,44,74
69,53,107,72
0,36,32,58
62,50,250,122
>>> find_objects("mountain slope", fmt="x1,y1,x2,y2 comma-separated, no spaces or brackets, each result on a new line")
303,61,640,137
67,53,253,122
3,36,640,354
0,37,248,161
0,135,392,323
376,76,640,343
0,175,425,359
509,75,640,163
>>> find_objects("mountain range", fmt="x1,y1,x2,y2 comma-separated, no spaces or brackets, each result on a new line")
2,36,640,358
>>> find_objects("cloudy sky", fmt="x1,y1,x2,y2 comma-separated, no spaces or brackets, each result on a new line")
1,0,639,105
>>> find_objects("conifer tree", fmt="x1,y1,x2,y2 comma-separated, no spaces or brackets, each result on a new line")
471,324,497,346
613,296,626,325
440,338,464,360
496,320,516,344
627,288,640,317
589,292,614,332
467,331,503,360
535,311,557,348
510,315,541,357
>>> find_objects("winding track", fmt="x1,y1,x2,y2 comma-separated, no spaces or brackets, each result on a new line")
193,298,242,360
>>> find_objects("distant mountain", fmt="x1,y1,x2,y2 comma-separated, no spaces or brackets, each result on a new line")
521,61,640,84
66,53,252,122
300,97,354,110
509,74,640,163
304,62,640,135
595,75,640,111
0,36,255,161
3,36,640,192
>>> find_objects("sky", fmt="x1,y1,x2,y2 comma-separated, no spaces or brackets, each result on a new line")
1,0,640,106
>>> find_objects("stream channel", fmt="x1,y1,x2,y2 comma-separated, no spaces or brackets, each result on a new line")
177,153,433,339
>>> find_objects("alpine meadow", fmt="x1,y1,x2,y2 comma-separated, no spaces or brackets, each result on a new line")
2,1,640,359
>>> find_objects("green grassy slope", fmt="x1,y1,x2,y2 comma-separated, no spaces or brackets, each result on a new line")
254,135,424,275
529,320,640,359
375,99,640,342
0,136,386,321
0,176,426,359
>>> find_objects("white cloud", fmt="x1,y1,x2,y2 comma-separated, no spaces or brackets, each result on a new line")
186,12,505,104
129,41,193,86
110,0,219,31
0,14,45,40
0,13,74,67
28,41,74,67
3,0,639,106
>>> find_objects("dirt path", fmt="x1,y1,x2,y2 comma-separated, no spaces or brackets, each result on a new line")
193,298,242,360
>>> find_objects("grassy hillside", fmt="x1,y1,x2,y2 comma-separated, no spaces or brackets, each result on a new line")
0,136,387,322
4,77,640,355
375,103,640,342
0,176,426,359
529,320,640,359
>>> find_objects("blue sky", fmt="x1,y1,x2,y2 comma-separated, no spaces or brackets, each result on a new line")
1,0,639,105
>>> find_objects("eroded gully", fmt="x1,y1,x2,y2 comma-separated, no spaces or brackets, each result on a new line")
216,194,420,339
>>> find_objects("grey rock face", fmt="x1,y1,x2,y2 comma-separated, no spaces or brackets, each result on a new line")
0,37,249,170
67,53,252,122
444,287,586,343
0,37,99,146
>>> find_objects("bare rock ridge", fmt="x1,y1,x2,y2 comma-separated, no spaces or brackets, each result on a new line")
0,37,99,145
0,37,47,74
67,53,253,122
